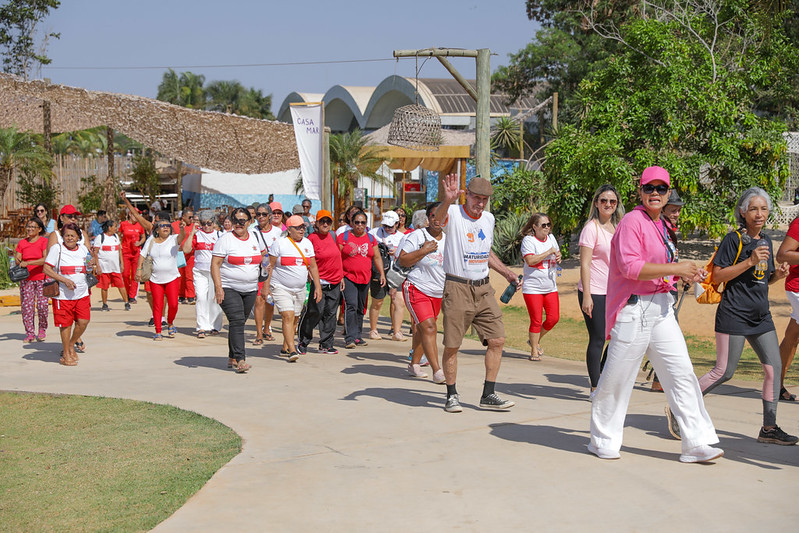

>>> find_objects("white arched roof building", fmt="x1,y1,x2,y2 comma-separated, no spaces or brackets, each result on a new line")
277,75,541,133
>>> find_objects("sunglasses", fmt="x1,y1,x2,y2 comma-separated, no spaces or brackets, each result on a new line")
157,223,171,229
318,218,332,224
63,213,78,219
289,225,305,231
36,208,46,213
540,222,552,228
599,198,618,206
272,211,283,216
256,212,270,217
352,220,367,226
642,183,669,195
202,220,214,226
232,218,249,226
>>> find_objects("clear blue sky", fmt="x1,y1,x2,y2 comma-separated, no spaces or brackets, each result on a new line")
40,0,540,112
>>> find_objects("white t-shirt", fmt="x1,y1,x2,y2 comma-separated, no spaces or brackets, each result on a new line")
521,234,559,294
370,226,405,256
335,224,352,236
141,235,180,285
250,225,282,252
192,230,221,272
402,229,446,298
92,233,121,273
269,236,315,290
441,204,494,280
45,243,90,300
213,231,265,292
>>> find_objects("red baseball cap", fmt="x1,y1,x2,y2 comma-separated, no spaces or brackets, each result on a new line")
60,205,81,216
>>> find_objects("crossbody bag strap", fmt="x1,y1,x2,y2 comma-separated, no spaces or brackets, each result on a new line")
288,238,309,267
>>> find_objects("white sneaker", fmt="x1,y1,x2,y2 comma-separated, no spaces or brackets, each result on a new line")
679,445,723,463
589,389,597,402
391,331,407,341
587,443,621,460
368,330,382,340
407,363,428,378
432,369,446,384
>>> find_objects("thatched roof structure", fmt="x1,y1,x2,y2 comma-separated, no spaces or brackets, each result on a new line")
0,73,299,174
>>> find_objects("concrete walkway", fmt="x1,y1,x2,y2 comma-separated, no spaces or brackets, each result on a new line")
1,293,798,531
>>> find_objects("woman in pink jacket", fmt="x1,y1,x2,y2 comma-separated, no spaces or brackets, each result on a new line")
588,166,721,464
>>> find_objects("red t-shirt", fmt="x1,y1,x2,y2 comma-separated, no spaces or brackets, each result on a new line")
119,221,145,256
310,232,343,285
336,231,374,285
15,236,48,281
786,218,799,292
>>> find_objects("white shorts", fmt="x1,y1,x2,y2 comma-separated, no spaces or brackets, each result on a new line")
787,291,799,322
270,283,306,315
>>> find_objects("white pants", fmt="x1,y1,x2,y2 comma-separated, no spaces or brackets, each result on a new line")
590,293,718,454
193,268,223,332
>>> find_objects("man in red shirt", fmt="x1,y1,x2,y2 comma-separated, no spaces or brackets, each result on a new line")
172,208,196,304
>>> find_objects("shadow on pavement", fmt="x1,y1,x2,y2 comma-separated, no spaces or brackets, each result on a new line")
544,373,590,388
499,381,589,403
341,363,413,380
21,342,62,363
489,422,590,454
340,387,452,409
174,355,230,371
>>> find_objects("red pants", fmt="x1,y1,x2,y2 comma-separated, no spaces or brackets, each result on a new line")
179,253,195,298
121,251,140,300
523,291,560,333
151,278,180,333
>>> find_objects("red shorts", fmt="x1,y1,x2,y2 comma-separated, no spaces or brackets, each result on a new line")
402,280,442,324
97,272,125,290
52,296,91,327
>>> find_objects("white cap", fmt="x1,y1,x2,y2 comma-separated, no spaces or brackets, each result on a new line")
380,211,400,226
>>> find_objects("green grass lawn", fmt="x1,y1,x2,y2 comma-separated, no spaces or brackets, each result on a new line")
0,393,240,532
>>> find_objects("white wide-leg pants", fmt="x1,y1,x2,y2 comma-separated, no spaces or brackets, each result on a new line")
193,268,223,332
590,293,718,454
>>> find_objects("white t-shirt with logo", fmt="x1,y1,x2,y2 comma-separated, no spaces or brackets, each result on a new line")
441,204,494,280
192,230,221,272
269,236,315,290
370,226,405,256
521,234,559,294
92,233,122,273
402,229,446,298
251,225,283,252
213,231,265,292
45,243,90,300
140,235,180,285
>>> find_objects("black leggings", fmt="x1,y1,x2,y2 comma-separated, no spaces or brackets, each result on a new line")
578,290,608,388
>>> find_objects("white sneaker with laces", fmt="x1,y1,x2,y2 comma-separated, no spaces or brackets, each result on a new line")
680,445,723,463
369,330,382,340
407,363,428,378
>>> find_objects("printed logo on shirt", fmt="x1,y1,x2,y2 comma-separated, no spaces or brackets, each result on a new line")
466,232,475,243
347,243,369,257
280,256,305,266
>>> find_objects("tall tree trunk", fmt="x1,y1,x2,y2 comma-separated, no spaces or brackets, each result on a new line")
42,101,52,155
103,127,117,219
175,160,183,211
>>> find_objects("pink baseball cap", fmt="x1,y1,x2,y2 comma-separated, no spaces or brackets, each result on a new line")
640,166,670,186
269,202,283,213
286,215,305,228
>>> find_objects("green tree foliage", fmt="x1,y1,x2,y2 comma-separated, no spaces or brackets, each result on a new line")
156,69,207,109
0,0,60,80
541,2,791,237
129,152,160,204
16,164,58,208
0,126,53,213
77,174,103,214
156,70,276,119
330,130,390,205
491,165,542,215
491,117,522,158
492,211,531,265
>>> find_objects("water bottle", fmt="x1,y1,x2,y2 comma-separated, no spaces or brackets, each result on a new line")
556,265,563,277
756,239,768,272
500,275,523,304
9,255,16,269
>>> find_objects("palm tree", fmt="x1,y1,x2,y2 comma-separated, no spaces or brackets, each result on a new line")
206,80,244,114
491,117,522,158
329,130,390,214
156,69,206,108
0,127,53,215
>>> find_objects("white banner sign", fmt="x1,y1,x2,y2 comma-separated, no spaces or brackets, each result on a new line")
290,103,323,201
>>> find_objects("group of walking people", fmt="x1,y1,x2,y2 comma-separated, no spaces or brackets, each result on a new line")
12,167,799,461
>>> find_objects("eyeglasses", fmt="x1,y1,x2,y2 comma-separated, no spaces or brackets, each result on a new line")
642,183,669,195
599,198,618,206
256,212,270,217
540,222,552,228
232,218,249,226
352,220,367,226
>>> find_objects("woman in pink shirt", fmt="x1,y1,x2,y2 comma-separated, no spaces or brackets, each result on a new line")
578,184,624,396
588,166,722,464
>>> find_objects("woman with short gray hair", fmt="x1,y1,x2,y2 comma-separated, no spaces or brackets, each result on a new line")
184,210,223,337
696,187,797,445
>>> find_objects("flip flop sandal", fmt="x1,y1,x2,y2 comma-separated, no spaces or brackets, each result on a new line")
528,354,542,361
253,338,263,345
210,329,220,335
264,330,275,341
74,342,86,353
780,387,796,402
235,361,251,373
227,358,236,368
197,330,207,339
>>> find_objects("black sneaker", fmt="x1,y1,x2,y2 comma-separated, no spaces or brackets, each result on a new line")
757,426,799,445
287,351,299,362
319,346,339,354
101,303,110,312
187,297,195,305
124,302,131,311
178,297,187,304
297,343,307,355
479,393,515,410
148,318,155,327
354,338,368,347
129,297,137,304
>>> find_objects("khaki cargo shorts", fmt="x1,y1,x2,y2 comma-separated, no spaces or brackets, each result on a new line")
442,278,505,348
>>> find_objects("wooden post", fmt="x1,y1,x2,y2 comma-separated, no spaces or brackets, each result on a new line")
103,127,117,219
175,161,183,211
552,92,559,132
475,48,491,183
42,101,52,155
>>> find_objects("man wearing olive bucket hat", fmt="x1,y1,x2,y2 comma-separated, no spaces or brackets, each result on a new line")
433,174,521,413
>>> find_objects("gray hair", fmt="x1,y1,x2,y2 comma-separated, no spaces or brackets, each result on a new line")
198,210,216,223
411,209,427,229
257,203,272,215
736,187,772,226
